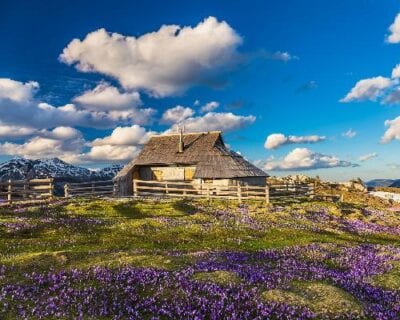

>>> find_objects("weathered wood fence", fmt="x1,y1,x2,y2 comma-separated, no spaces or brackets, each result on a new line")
0,179,54,204
64,180,115,198
132,179,316,203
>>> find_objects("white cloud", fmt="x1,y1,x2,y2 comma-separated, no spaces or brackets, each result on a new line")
60,17,242,97
0,124,37,138
0,125,148,164
359,152,378,162
73,82,142,111
82,145,140,162
392,64,400,78
340,76,393,102
0,127,85,161
91,125,154,146
168,112,255,133
264,133,325,150
387,13,400,44
264,148,356,171
160,106,194,124
342,129,357,138
381,116,400,143
200,101,220,113
0,78,39,103
0,78,154,129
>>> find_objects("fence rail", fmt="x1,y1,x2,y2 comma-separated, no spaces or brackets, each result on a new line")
0,179,54,204
64,180,115,198
132,179,316,203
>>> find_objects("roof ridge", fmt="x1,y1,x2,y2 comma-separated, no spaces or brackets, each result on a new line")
152,131,221,138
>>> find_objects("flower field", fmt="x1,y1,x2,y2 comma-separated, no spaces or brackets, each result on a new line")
0,197,400,319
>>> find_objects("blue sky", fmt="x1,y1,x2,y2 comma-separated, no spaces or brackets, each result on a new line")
1,0,400,181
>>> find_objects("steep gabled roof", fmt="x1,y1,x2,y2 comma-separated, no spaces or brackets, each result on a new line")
115,131,268,180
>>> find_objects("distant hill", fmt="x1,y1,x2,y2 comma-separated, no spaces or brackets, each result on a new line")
389,180,400,187
0,158,123,182
366,179,396,187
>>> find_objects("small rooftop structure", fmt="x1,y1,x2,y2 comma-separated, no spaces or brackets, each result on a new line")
114,131,268,196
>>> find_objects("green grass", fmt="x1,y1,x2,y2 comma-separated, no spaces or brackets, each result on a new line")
372,262,400,290
1,197,400,274
262,281,364,317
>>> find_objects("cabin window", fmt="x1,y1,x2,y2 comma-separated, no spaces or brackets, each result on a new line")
152,170,163,181
184,168,195,181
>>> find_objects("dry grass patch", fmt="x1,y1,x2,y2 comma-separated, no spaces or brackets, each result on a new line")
262,281,363,317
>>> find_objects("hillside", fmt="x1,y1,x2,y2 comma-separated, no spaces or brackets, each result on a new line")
0,196,399,319
366,179,396,187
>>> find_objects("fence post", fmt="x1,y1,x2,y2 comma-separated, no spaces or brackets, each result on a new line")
7,179,12,204
165,182,169,194
113,182,118,197
265,185,270,205
237,184,242,203
133,180,138,197
91,183,95,194
49,178,54,198
207,185,211,202
64,184,69,198
23,180,28,199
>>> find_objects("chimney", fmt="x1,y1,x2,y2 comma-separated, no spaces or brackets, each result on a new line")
178,127,184,153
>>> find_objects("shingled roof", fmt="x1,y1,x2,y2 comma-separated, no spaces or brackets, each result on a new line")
115,131,268,180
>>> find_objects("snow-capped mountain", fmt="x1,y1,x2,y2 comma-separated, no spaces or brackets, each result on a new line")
0,158,123,181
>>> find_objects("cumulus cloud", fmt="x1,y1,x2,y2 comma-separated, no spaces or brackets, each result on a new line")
160,106,195,124
387,13,400,44
0,124,37,138
264,133,326,150
358,152,378,162
73,82,142,111
81,145,140,163
340,76,393,102
0,125,150,164
392,64,400,78
264,148,357,171
342,129,357,138
91,125,154,146
0,78,39,103
381,116,400,143
200,101,220,113
59,17,242,97
168,112,255,133
80,125,155,163
0,127,85,161
0,78,154,128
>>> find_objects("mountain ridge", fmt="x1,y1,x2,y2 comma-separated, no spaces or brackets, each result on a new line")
0,157,123,182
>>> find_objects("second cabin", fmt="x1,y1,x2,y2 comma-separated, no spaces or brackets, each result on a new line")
114,130,269,196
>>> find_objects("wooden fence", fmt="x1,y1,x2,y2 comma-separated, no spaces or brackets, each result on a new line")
0,179,54,204
64,180,115,198
132,179,316,203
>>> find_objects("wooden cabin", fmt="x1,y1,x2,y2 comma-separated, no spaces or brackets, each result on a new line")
114,131,268,196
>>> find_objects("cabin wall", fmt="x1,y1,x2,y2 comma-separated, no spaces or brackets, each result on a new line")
138,166,196,182
116,171,133,196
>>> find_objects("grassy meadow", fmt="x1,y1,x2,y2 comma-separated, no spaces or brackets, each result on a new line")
0,194,399,319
